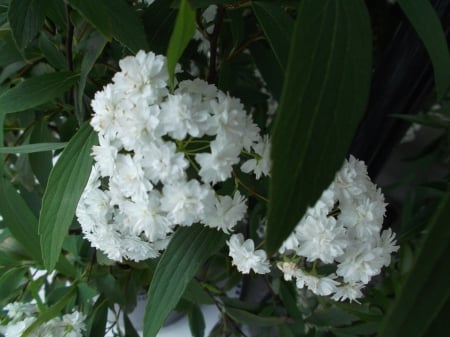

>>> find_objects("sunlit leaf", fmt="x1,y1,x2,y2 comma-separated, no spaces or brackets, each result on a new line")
0,142,67,153
166,0,196,88
39,122,97,271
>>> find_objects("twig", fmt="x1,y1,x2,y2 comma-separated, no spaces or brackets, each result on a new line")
207,5,226,84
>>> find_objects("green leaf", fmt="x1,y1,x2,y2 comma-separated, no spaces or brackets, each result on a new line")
183,279,215,305
68,0,148,53
124,314,141,337
378,188,450,337
29,120,57,188
0,178,42,260
266,0,372,254
39,33,67,70
86,296,109,337
398,0,450,100
225,307,285,327
188,304,205,337
75,31,107,123
0,71,79,115
66,0,112,40
0,142,67,153
252,1,294,71
0,267,27,305
39,122,97,271
142,0,177,55
144,225,225,337
166,0,196,88
108,0,149,53
8,0,46,50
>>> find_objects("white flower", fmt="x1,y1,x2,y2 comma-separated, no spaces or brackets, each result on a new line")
91,136,118,177
294,210,348,264
160,92,211,139
331,283,365,303
203,192,247,233
241,135,271,179
109,154,152,201
120,191,172,241
113,50,168,103
3,302,37,320
0,317,34,337
306,275,340,296
60,311,86,337
196,138,241,184
336,243,384,284
160,180,214,226
139,140,188,184
227,234,270,274
277,261,298,281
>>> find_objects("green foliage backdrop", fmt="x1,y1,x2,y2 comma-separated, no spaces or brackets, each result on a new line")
0,0,449,336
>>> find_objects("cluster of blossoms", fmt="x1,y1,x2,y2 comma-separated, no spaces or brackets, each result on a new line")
276,156,399,302
0,302,85,337
76,50,398,303
76,50,270,262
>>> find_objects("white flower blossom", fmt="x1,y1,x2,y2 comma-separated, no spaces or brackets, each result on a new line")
241,135,271,179
227,234,270,274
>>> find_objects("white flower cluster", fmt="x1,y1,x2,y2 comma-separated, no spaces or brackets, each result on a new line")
0,302,85,337
277,156,399,302
76,51,270,262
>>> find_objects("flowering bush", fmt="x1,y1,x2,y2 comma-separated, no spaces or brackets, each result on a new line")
0,1,449,337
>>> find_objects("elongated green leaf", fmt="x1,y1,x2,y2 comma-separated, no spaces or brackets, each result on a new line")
378,188,450,337
66,0,112,39
266,0,372,254
68,0,148,53
0,178,42,260
166,0,196,88
0,71,79,115
29,120,56,188
0,267,27,305
398,0,450,100
108,0,149,53
8,0,46,49
143,0,177,55
144,225,225,337
39,122,97,271
188,304,205,337
0,142,67,154
225,307,285,327
39,33,67,70
252,1,294,71
75,31,107,123
86,296,109,337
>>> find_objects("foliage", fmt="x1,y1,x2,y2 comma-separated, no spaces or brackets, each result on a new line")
0,0,449,336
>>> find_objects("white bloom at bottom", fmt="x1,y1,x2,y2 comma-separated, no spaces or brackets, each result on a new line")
227,234,270,274
331,283,365,303
294,269,339,296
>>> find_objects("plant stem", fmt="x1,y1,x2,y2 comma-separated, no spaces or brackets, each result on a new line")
207,5,226,84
